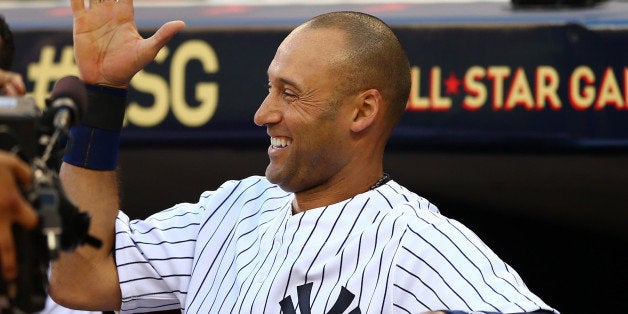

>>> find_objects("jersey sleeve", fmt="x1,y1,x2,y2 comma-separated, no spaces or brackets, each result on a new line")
392,207,558,313
114,199,207,313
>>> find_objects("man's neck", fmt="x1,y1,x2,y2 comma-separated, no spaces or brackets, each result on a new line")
291,167,385,214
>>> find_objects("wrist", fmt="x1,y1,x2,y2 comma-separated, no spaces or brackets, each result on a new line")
62,83,128,170
62,125,121,171
82,84,128,131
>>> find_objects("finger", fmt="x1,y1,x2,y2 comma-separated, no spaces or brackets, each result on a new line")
11,74,25,96
3,83,21,97
0,153,32,188
0,72,25,96
2,84,18,96
0,223,17,280
13,196,38,230
0,189,38,231
147,20,186,53
0,156,37,229
71,0,86,13
97,0,124,8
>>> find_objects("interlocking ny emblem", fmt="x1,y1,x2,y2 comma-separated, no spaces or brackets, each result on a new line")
279,283,361,314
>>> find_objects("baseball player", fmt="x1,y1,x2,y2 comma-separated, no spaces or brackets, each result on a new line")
0,0,559,313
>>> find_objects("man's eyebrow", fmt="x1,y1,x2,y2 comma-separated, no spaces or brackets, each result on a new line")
268,76,302,92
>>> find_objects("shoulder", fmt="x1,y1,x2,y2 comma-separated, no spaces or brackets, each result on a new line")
195,175,292,217
368,180,442,230
374,180,468,252
198,175,287,203
374,180,441,215
358,180,447,244
203,175,275,194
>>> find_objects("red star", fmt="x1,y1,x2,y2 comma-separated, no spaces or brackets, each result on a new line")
444,72,461,95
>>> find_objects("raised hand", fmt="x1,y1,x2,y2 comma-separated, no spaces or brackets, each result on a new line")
71,0,185,88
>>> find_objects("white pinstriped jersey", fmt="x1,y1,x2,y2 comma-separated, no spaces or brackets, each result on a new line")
114,176,557,313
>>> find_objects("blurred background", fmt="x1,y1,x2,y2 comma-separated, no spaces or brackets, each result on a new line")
2,0,627,312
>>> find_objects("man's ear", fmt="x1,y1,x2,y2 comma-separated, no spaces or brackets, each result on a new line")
351,88,380,133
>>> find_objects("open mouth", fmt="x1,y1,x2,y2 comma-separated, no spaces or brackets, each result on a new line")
271,137,292,149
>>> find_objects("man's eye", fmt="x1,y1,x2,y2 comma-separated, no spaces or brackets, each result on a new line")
267,83,297,101
282,89,297,100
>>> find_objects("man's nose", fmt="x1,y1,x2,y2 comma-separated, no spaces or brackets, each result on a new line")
254,93,281,126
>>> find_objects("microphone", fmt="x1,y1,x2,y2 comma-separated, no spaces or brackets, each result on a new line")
35,76,87,167
45,75,87,131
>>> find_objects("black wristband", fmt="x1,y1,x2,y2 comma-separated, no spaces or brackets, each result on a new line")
82,84,128,131
61,83,127,170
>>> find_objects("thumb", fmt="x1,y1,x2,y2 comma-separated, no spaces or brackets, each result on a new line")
15,197,38,230
147,20,186,53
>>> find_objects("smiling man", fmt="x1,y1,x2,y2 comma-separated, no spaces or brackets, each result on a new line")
0,0,558,313
254,21,406,213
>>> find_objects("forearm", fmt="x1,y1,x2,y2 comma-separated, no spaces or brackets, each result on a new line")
49,163,121,310
47,83,127,310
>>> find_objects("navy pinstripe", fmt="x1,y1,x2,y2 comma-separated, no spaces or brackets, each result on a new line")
113,176,557,313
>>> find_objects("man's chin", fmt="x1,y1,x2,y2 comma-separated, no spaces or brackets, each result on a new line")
265,171,296,193
265,168,282,186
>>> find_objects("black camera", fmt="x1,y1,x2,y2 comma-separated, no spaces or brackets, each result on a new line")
0,76,101,313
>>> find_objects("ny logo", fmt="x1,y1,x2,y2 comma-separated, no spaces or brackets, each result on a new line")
279,283,361,314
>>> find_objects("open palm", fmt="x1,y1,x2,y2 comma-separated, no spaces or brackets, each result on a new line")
71,0,184,87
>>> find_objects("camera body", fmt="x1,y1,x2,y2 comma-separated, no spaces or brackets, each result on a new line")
0,96,41,162
0,93,99,313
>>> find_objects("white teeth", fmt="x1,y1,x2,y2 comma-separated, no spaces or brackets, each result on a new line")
271,137,292,148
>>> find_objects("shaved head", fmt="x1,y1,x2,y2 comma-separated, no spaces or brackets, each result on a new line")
301,11,411,130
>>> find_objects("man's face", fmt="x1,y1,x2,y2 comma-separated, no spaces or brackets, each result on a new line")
254,27,356,193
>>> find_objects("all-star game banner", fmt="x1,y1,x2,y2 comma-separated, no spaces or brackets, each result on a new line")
6,3,628,150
